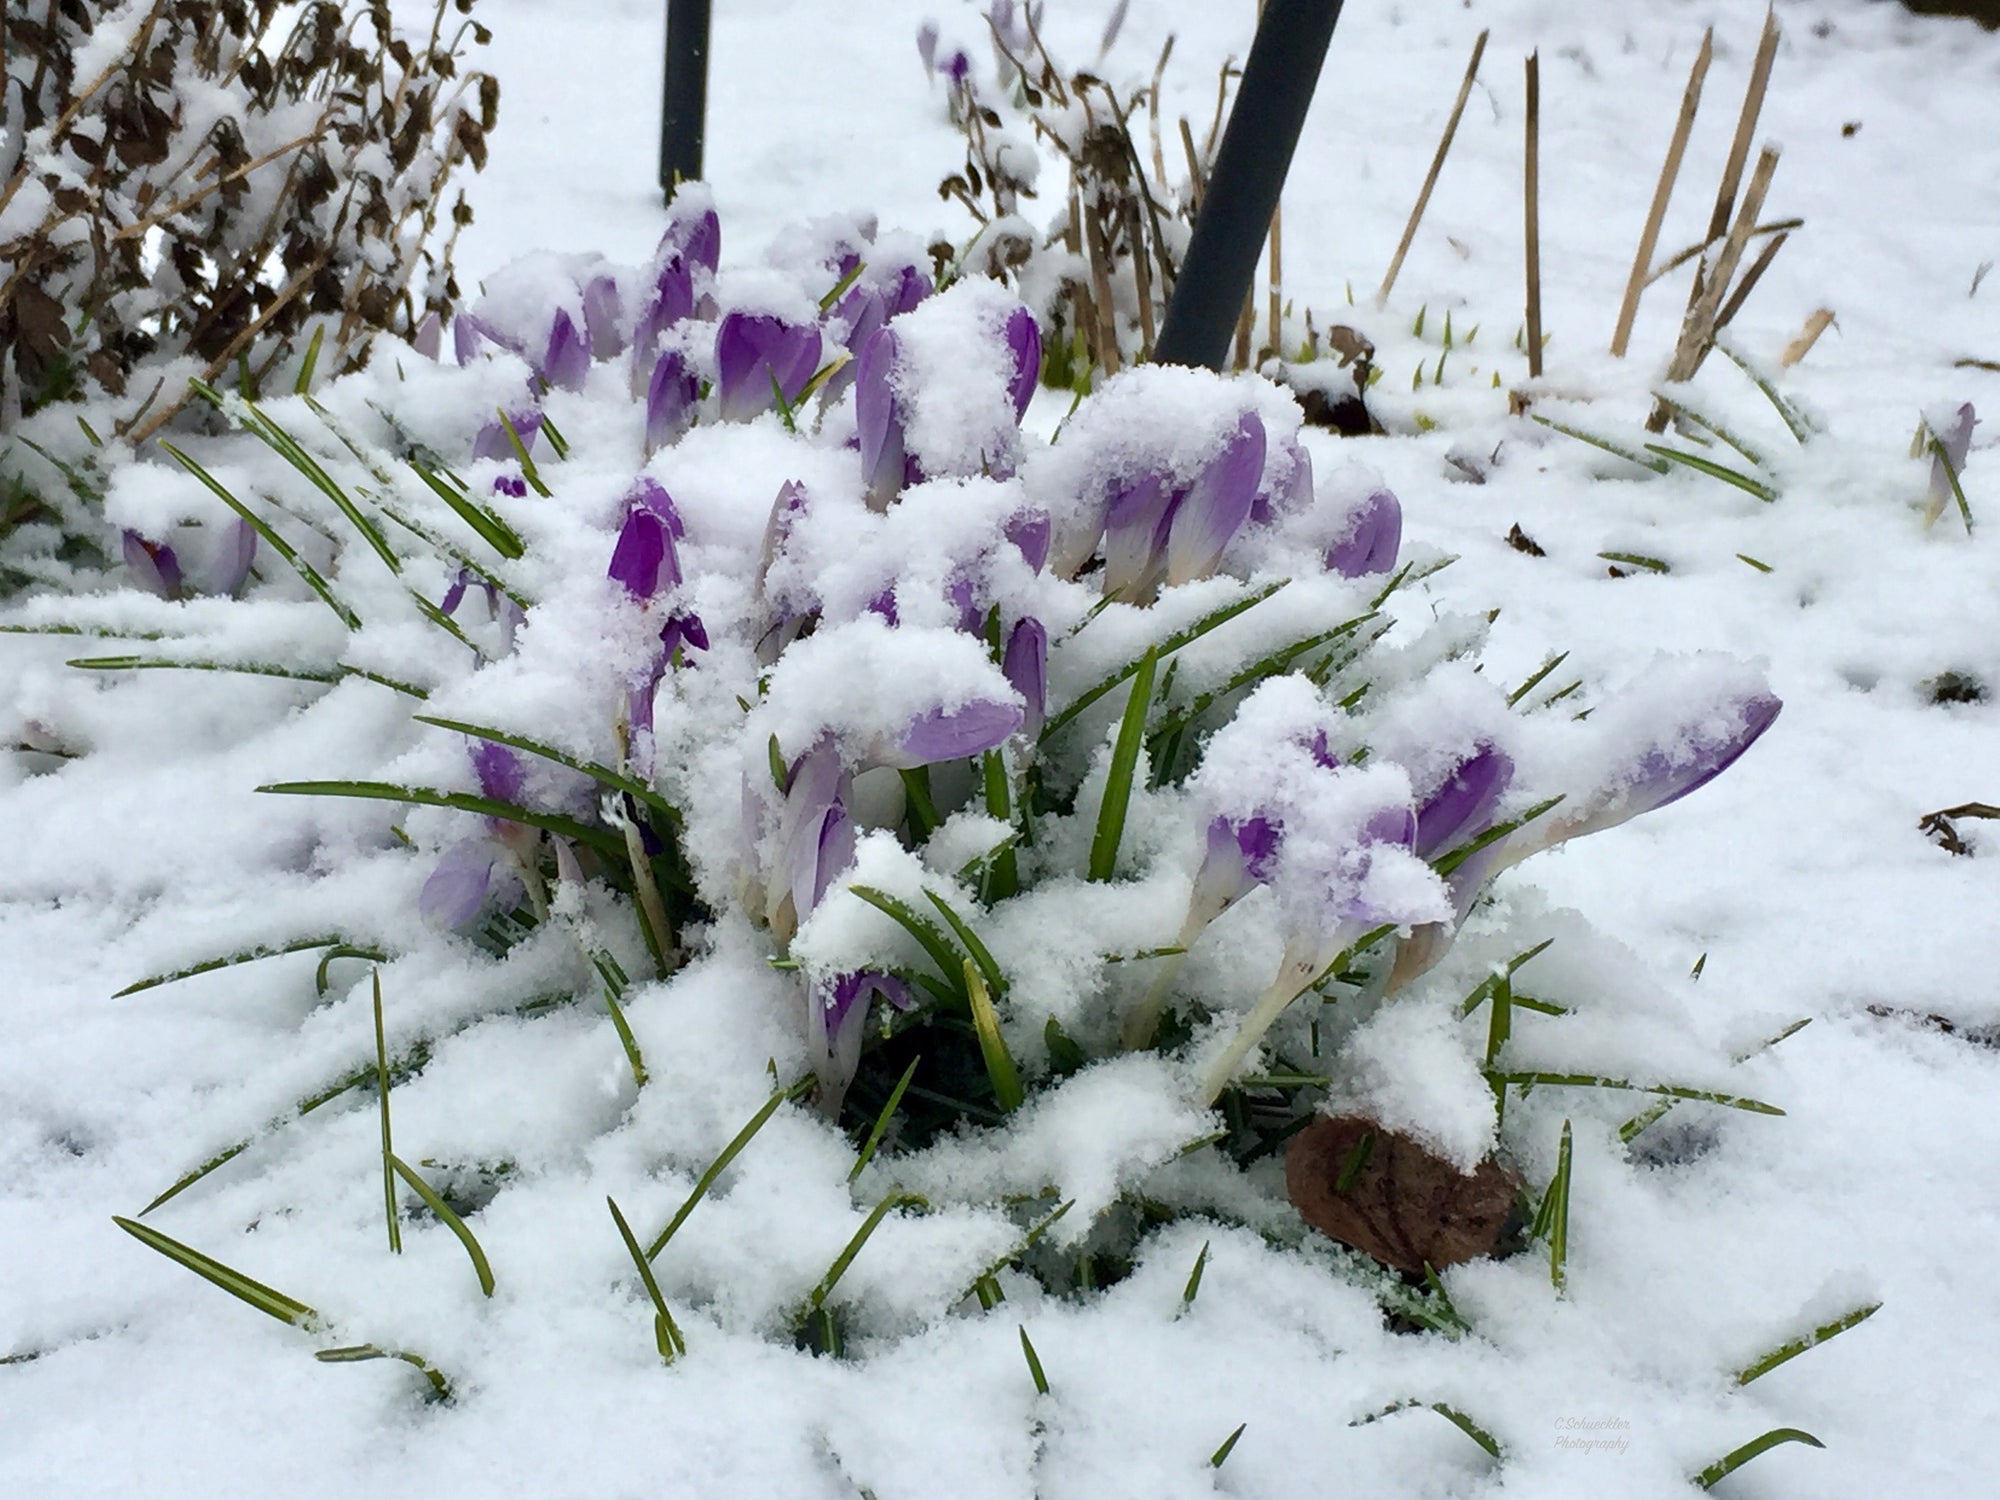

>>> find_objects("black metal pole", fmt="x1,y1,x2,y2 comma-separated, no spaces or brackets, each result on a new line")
659,0,712,200
1152,0,1346,370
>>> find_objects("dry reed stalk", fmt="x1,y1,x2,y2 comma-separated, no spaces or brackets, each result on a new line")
1268,201,1284,359
1087,208,1123,375
1610,29,1713,357
1524,51,1543,379
1128,198,1157,356
1780,308,1835,367
1179,118,1207,212
1148,35,1176,192
1644,217,1801,287
1377,28,1489,306
1711,228,1786,334
1648,142,1780,429
1678,10,1780,324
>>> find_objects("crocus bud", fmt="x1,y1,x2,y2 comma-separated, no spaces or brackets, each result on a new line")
715,312,822,422
1326,489,1402,578
539,309,591,393
122,532,181,600
645,349,699,453
1002,617,1048,740
608,478,687,601
1004,305,1041,419
1164,412,1266,588
1413,744,1513,860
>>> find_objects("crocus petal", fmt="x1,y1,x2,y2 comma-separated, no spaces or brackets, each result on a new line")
1002,617,1048,740
539,309,591,393
204,519,258,597
1414,744,1514,860
1006,508,1052,573
1004,305,1041,419
1326,488,1403,578
1927,402,1977,523
420,839,500,931
887,698,1025,768
472,739,528,805
608,479,686,600
855,327,909,509
917,21,940,73
1165,412,1266,586
472,408,543,463
412,312,443,361
122,532,181,599
581,274,626,360
441,568,471,616
791,799,857,925
1099,471,1171,599
715,312,823,422
808,969,911,1114
645,349,700,453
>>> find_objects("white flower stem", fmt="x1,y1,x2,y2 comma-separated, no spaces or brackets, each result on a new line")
1197,957,1318,1106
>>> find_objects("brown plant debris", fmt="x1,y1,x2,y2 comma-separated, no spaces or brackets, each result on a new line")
1286,1115,1523,1276
1505,523,1547,556
1918,801,2000,856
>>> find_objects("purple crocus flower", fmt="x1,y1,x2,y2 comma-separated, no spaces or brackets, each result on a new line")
1006,507,1052,573
855,326,913,509
767,739,857,941
1004,305,1041,420
412,312,443,361
581,274,626,360
1413,743,1513,861
809,970,915,1116
538,309,592,393
1325,488,1403,578
209,519,258,597
1099,472,1173,600
1002,618,1048,740
122,532,182,600
715,312,822,422
880,697,1025,769
608,478,687,600
419,837,527,932
472,408,544,464
1164,412,1266,588
645,348,700,453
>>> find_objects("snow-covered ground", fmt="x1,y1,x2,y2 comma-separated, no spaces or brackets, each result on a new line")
5,1,1998,1496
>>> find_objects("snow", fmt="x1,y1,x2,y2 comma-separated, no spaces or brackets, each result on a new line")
7,1,2000,1497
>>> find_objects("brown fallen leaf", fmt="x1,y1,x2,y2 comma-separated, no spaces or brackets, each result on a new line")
1505,522,1546,556
1286,1115,1522,1276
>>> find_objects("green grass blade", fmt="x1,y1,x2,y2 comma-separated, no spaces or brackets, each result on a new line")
192,385,402,574
388,1154,495,1296
68,656,346,685
1692,1428,1824,1490
496,411,552,496
1209,1422,1246,1467
1644,443,1779,502
849,1055,921,1182
806,1190,927,1311
313,1344,452,1399
1713,335,1816,442
1548,1119,1572,1293
1041,580,1286,740
409,460,527,559
1928,430,1975,534
1507,652,1570,708
1620,1018,1808,1142
1649,390,1769,469
599,966,649,1090
923,890,1005,998
1146,617,1370,753
645,1082,810,1260
257,780,626,861
1733,1301,1880,1386
373,973,402,1254
293,324,325,395
609,1195,684,1361
1530,414,1671,474
1353,1400,1502,1459
964,960,1023,1112
1432,796,1564,879
958,1200,1075,1306
1598,551,1671,574
1018,1325,1050,1395
1089,647,1155,882
113,1216,321,1329
847,886,969,995
315,944,388,997
157,441,362,629
1180,1240,1211,1313
114,935,356,998
1493,1072,1782,1116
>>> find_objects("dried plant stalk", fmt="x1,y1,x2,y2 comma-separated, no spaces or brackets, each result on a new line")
1679,10,1781,326
1610,29,1713,357
1780,307,1835,368
1378,28,1489,306
1268,202,1284,361
1524,51,1544,379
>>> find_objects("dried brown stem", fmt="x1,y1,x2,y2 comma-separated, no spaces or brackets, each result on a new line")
1524,52,1543,379
1378,28,1489,306
1780,308,1835,368
1611,29,1712,357
1680,10,1780,324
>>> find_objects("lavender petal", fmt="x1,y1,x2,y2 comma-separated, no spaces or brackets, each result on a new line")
1164,413,1266,587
